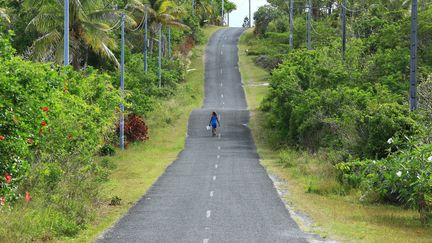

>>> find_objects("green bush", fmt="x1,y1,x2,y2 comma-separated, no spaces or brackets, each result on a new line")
0,32,120,236
336,142,432,224
120,54,186,117
262,46,419,158
100,144,115,156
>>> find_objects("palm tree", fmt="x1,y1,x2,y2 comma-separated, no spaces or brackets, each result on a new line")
193,0,214,25
0,8,10,24
224,1,236,26
25,0,132,70
127,0,188,55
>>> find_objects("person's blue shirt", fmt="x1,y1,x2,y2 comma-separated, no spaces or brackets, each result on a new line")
211,116,218,128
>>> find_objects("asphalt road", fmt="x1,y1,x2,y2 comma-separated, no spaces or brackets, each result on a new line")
99,28,311,243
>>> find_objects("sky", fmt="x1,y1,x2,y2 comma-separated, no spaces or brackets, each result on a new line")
228,0,268,27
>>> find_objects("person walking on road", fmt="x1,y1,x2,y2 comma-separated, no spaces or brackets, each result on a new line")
209,111,221,136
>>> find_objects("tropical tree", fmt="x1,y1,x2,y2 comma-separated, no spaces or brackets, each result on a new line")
0,7,10,24
127,0,188,55
24,0,131,70
224,1,236,26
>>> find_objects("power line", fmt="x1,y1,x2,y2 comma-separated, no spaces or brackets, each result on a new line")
410,0,418,111
128,12,146,32
107,19,122,31
341,3,365,13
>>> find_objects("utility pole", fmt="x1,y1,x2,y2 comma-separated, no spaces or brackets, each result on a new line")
307,0,312,50
144,8,148,73
249,0,251,28
158,23,162,88
221,0,224,26
341,0,347,60
192,0,195,16
168,25,171,58
64,0,69,66
410,0,418,111
289,0,293,49
120,14,125,150
228,12,230,26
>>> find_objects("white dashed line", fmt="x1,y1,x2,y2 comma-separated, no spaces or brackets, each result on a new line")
215,164,218,169
203,239,209,243
210,191,214,197
218,146,221,150
221,94,224,98
220,69,223,74
217,155,220,159
221,51,223,55
220,83,223,87
222,102,225,105
213,176,216,181
206,210,211,218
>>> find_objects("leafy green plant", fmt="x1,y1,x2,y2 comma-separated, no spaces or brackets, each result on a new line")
0,33,119,239
336,142,432,224
100,144,116,157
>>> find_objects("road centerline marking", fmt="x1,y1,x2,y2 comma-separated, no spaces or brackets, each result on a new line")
206,210,211,218
210,191,214,197
217,155,220,159
213,176,216,181
203,239,209,243
215,164,218,169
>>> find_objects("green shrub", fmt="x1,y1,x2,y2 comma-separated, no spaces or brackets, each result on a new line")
0,34,119,237
336,142,432,224
120,54,186,117
100,144,115,156
262,44,419,158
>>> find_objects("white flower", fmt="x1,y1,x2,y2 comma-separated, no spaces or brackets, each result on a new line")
387,138,393,144
396,171,402,177
428,156,432,162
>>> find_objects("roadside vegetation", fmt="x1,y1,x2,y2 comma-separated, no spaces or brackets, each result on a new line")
240,0,432,241
0,0,231,241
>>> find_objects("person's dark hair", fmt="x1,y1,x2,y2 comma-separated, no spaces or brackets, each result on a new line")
212,111,217,116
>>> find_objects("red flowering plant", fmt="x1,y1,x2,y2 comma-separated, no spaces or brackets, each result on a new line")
116,113,149,145
0,54,120,206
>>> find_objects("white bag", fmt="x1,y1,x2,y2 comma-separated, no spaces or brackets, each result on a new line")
206,125,211,131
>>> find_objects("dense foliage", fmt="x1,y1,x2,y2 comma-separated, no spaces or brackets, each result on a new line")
0,0,234,240
0,31,120,236
252,0,432,223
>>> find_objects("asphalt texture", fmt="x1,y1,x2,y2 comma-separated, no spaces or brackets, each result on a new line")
99,28,310,243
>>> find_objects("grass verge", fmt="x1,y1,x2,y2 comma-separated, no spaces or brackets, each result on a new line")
69,25,222,242
238,29,432,242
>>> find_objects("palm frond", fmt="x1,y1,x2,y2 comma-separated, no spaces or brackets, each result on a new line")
27,13,62,32
0,8,10,23
81,20,119,66
32,30,62,60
